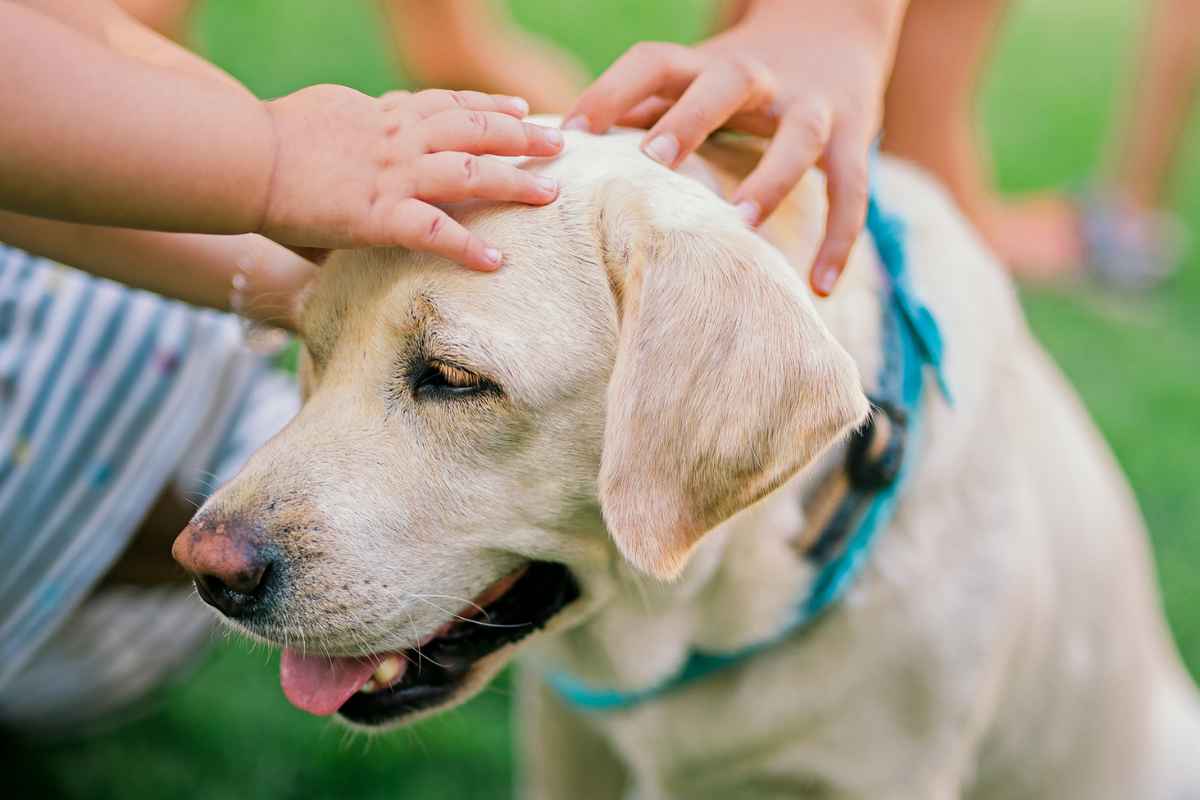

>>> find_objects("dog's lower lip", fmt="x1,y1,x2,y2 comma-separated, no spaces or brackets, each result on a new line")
336,561,579,727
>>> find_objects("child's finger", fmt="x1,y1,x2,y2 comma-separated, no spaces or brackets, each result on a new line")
385,199,504,271
718,106,782,137
615,96,672,130
810,127,872,297
638,57,775,169
410,153,559,205
732,104,833,227
420,110,564,157
397,89,530,119
564,42,703,134
617,98,779,138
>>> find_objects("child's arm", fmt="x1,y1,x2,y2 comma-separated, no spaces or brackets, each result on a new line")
0,2,563,269
0,210,314,331
14,0,248,93
0,2,273,236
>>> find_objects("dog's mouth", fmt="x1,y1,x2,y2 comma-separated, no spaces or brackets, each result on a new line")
278,561,579,727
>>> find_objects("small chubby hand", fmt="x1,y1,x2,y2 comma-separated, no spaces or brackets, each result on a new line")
259,86,565,269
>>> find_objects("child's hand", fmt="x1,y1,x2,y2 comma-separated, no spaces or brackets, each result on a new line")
564,0,906,296
259,86,564,269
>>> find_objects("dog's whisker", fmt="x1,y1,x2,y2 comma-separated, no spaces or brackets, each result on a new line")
408,594,528,629
332,593,453,670
409,592,488,615
337,608,389,668
404,608,426,669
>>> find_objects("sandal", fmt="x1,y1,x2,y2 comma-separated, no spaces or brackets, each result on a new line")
1075,187,1189,290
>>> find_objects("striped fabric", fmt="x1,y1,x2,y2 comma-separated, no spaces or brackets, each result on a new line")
0,244,298,704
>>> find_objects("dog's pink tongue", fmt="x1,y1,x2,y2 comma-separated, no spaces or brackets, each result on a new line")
280,649,378,716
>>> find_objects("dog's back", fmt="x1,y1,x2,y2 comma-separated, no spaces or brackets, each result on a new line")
700,141,1200,797
868,158,1200,798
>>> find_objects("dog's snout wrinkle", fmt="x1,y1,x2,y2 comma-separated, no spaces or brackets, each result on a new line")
173,515,275,619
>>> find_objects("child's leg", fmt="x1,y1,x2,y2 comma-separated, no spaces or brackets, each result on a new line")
882,0,1009,236
1,367,297,736
9,355,298,736
379,0,588,112
1109,0,1200,211
1057,0,1200,289
0,246,296,733
883,0,1086,278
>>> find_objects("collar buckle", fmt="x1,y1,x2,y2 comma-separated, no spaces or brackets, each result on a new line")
846,399,907,491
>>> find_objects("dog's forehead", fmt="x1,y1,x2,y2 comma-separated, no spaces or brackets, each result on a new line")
301,130,735,374
301,203,618,397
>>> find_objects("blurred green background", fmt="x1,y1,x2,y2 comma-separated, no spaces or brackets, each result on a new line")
7,0,1199,797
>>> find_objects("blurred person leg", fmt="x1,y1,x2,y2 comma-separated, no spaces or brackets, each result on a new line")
1112,0,1200,214
713,0,753,29
886,0,1199,284
380,0,588,111
880,0,1086,280
1042,0,1200,288
1,364,297,735
115,0,200,43
117,0,589,111
1074,0,1200,286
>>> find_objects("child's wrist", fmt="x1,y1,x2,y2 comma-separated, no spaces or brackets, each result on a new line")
250,98,284,240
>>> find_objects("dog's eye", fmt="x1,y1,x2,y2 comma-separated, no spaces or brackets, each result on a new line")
413,360,497,399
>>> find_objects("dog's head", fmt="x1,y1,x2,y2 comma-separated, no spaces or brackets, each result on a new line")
172,131,868,728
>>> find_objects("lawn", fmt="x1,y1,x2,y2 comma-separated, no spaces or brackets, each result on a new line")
6,0,1198,797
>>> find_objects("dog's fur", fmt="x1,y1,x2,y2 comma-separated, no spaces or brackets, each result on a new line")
194,124,1200,798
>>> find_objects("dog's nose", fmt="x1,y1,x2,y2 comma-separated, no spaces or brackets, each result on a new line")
172,517,273,618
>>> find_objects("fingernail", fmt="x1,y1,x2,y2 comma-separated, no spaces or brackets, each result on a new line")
735,200,760,227
507,97,530,117
642,133,679,166
813,263,838,296
562,114,590,132
484,247,503,266
536,175,558,195
543,127,564,148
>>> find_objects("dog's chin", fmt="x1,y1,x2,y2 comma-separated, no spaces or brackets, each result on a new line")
333,561,580,729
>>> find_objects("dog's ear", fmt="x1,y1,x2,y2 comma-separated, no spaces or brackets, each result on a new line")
595,180,869,580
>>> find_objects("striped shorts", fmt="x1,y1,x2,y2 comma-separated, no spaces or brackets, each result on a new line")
0,244,298,730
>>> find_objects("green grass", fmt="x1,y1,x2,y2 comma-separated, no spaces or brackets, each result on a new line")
983,1,1200,658
7,0,1198,796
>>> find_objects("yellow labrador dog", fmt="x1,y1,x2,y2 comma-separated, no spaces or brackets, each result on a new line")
173,122,1200,799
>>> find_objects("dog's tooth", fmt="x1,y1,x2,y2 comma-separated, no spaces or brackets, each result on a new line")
373,656,402,686
359,679,378,694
